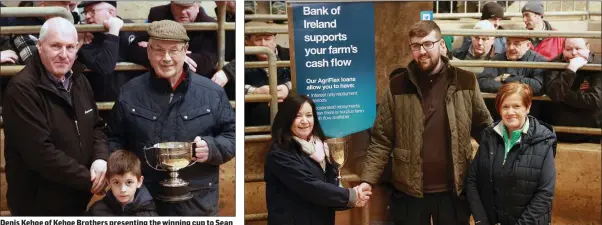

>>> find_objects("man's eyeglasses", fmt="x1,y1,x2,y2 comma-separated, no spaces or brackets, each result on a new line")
149,45,187,57
82,8,110,17
409,39,441,51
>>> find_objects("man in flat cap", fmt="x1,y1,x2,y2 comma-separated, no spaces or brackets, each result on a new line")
244,21,292,127
106,20,235,216
522,1,564,60
77,1,145,107
128,1,219,79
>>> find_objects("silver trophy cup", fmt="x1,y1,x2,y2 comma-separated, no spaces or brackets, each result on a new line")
143,142,197,202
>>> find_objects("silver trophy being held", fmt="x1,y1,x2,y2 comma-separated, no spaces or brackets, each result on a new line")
143,142,197,202
326,138,347,187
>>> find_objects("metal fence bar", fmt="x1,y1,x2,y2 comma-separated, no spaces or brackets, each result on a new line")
435,11,601,19
245,14,288,21
464,1,467,14
244,26,602,38
245,60,291,68
245,94,272,103
437,1,440,14
245,126,271,133
245,134,272,142
450,0,454,13
0,22,235,35
0,7,73,23
574,0,577,11
217,4,227,69
244,60,602,71
478,1,481,13
245,46,278,123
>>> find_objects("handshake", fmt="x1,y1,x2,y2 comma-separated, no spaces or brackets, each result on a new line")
352,182,373,207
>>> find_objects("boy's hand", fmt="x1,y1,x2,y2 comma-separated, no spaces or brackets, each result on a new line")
192,136,209,163
90,159,107,194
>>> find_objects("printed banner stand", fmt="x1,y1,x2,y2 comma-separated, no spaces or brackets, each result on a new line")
289,2,376,138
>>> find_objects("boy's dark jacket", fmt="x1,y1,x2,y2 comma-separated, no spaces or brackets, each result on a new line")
87,185,158,216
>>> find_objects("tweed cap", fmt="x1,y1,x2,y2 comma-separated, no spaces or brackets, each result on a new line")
147,20,190,42
244,20,277,38
522,1,544,16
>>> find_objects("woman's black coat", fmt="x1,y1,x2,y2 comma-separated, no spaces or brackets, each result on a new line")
264,141,354,225
467,116,556,225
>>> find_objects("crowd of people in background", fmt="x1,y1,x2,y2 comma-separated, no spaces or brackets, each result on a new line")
242,1,601,143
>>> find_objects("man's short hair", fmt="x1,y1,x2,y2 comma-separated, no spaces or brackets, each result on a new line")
107,150,142,178
409,20,441,39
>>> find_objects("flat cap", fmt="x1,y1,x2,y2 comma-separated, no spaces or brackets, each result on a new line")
147,20,190,42
481,2,504,20
79,1,116,8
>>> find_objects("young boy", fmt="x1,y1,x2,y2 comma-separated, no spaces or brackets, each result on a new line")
87,150,158,216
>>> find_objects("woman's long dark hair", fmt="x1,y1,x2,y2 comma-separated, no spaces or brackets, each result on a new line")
271,93,327,147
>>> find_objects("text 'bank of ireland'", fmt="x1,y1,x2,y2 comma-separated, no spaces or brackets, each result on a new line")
292,2,376,138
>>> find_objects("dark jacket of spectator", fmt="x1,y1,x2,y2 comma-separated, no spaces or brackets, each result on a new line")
265,142,355,225
543,52,601,130
86,185,159,216
478,49,548,96
244,45,291,126
3,51,108,216
78,18,145,102
454,26,506,60
467,116,556,225
530,21,565,61
215,6,236,100
106,67,235,216
128,4,218,77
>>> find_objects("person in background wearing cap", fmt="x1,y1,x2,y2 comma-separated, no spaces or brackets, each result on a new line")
106,20,235,216
77,1,145,107
543,38,601,143
478,36,548,121
454,1,506,58
128,1,219,79
244,21,292,127
454,20,497,61
3,17,108,216
522,1,564,60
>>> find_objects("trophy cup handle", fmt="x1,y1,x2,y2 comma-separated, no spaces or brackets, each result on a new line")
187,142,197,167
143,145,166,171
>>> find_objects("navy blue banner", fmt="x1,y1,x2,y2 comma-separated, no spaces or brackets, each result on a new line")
292,2,376,138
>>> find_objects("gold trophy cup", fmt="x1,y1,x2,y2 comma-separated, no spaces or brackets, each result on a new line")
326,138,347,187
143,142,197,202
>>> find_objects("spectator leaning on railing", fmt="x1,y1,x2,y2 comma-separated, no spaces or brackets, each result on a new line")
521,1,565,60
454,1,506,58
454,20,497,61
244,21,292,127
77,1,146,104
543,38,601,142
478,36,547,96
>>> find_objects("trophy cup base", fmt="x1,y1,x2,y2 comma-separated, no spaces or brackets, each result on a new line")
156,178,193,202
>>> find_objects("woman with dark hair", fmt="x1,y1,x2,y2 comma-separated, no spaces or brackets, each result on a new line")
264,93,370,225
467,83,557,225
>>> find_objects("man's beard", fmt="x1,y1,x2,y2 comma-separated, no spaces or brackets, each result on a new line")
417,55,439,73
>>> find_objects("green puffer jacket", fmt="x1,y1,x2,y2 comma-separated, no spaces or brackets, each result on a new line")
361,57,493,197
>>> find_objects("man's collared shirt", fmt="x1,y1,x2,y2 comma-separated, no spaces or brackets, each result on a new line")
47,70,73,92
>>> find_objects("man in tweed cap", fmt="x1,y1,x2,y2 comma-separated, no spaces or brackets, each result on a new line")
106,20,235,216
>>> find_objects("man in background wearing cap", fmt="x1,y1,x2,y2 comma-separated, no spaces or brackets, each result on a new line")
454,20,498,61
128,1,219,79
106,20,235,216
77,1,145,105
522,1,564,60
478,36,548,120
244,21,291,127
454,1,506,58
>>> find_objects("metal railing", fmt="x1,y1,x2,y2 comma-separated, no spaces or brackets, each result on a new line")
244,46,279,124
0,7,74,23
